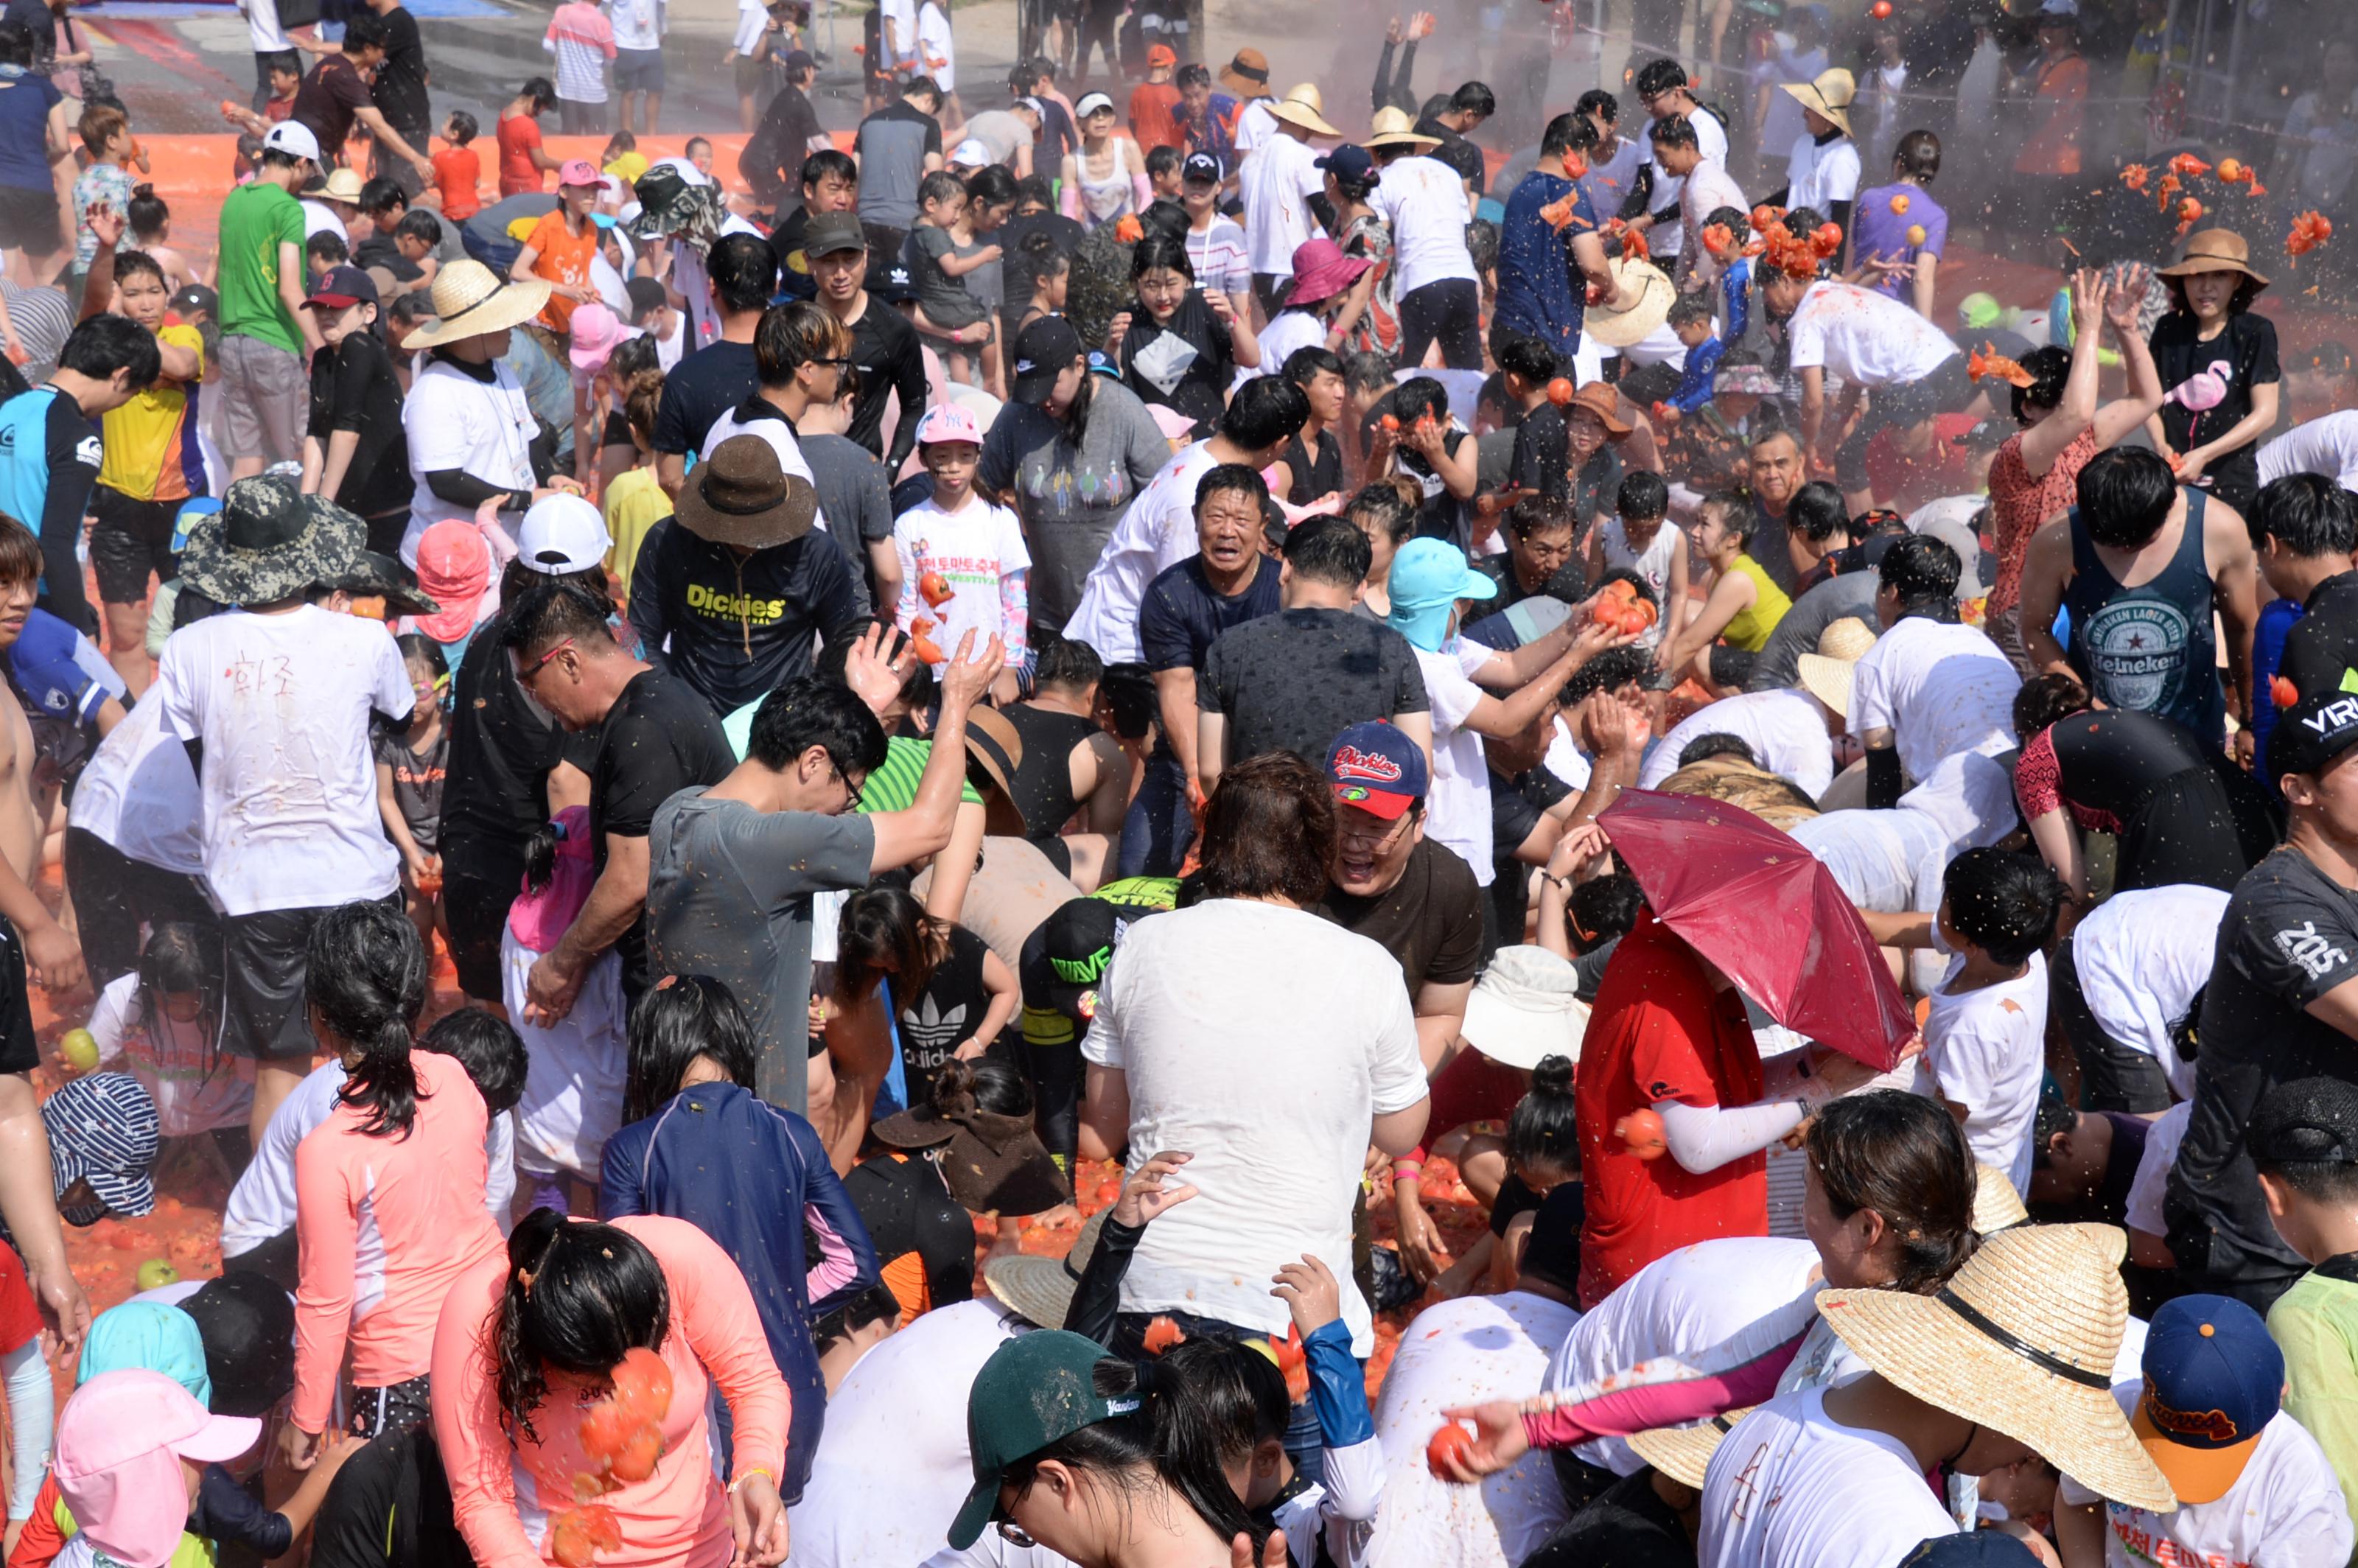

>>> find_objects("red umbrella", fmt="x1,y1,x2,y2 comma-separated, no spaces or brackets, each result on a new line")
1598,789,1916,1071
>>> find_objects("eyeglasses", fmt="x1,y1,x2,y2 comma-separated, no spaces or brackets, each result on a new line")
517,636,575,689
811,355,853,368
1337,811,1414,851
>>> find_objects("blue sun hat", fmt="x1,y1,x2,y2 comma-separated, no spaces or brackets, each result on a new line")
1386,537,1496,652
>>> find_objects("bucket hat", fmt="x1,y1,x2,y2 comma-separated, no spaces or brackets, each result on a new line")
871,1071,1070,1216
1460,945,1589,1068
2156,228,2268,290
1218,47,1271,94
1583,258,1676,349
1387,536,1496,651
411,519,491,644
1282,237,1372,308
674,435,819,550
55,1370,262,1568
176,475,365,607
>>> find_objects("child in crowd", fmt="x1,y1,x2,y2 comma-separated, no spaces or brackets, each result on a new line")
604,366,671,598
304,231,348,289
1661,293,1726,416
1590,469,1687,662
71,105,137,287
905,171,999,392
1436,1051,1581,1293
515,159,610,335
505,805,627,1216
601,127,648,186
837,883,1018,1111
626,273,684,371
1145,144,1183,202
893,404,1029,689
685,135,716,178
375,634,449,958
126,186,198,294
1015,230,1069,335
391,210,444,295
2254,1075,2358,1533
433,111,483,222
1919,847,2063,1194
35,1072,161,1234
86,923,251,1174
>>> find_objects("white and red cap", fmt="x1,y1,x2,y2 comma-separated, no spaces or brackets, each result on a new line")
1326,720,1427,820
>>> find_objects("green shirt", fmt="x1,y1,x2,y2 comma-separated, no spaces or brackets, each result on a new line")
2268,1259,2358,1544
215,181,305,354
718,706,984,813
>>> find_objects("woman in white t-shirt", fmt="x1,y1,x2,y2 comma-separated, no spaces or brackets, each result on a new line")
1777,68,1863,236
397,262,558,567
893,404,1029,697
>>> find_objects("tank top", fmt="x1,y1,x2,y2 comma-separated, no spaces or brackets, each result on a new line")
1076,141,1136,226
2064,488,2223,748
1720,555,1791,651
1001,703,1102,844
1600,517,1682,649
1281,429,1341,505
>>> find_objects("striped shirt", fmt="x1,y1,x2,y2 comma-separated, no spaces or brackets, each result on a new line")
542,1,615,103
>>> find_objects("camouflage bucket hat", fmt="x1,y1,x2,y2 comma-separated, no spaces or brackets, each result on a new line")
178,475,368,606
628,165,727,246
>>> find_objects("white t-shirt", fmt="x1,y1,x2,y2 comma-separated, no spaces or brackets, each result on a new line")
1063,439,1221,664
875,0,915,65
1640,689,1835,800
914,0,954,92
1370,155,1478,298
1785,134,1862,217
1788,802,1953,914
245,0,289,54
1921,951,2049,1194
609,0,665,50
1552,1236,1822,1475
1366,1291,1584,1568
892,493,1032,662
2058,1406,2354,1568
1699,1387,1958,1568
301,200,349,245
2065,883,2228,1100
2258,409,2358,491
1254,309,1327,382
1242,130,1324,276
1676,158,1749,281
90,973,252,1139
1083,899,1425,1354
1637,108,1728,260
2124,1100,2191,1239
221,1060,514,1256
66,692,202,878
399,358,539,565
1848,614,2021,785
1785,280,1961,387
1233,97,1279,161
153,606,413,919
1413,643,1495,889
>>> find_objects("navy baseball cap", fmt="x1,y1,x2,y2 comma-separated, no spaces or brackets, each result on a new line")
1182,151,1222,184
1315,144,1375,183
1326,720,1427,820
2135,1293,2284,1505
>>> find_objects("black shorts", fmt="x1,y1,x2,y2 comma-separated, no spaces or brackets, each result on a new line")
0,919,38,1076
0,184,59,257
89,486,185,604
63,826,216,994
2051,937,2175,1114
441,837,523,1003
224,902,398,1061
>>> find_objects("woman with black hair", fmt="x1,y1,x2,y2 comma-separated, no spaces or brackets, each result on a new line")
598,975,877,1511
2149,229,2281,516
284,902,504,1465
836,885,1018,1107
1105,235,1261,436
430,1208,793,1567
1847,129,1946,318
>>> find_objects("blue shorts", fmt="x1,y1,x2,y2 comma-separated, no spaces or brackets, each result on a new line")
615,46,665,91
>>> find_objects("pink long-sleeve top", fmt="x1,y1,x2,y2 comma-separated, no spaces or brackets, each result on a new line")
293,1049,504,1432
431,1214,792,1568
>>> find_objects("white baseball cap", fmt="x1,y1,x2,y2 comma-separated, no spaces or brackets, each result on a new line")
261,121,321,163
950,138,993,167
517,494,612,575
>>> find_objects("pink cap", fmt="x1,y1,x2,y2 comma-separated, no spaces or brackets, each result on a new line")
557,158,615,191
56,1370,261,1568
413,519,491,644
915,402,984,447
567,302,635,371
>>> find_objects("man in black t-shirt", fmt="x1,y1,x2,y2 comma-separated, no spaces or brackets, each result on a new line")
2261,472,2358,712
360,0,433,196
1414,81,1494,198
804,211,930,474
743,51,828,213
290,15,435,183
2170,685,2358,1312
652,234,778,491
503,579,734,1013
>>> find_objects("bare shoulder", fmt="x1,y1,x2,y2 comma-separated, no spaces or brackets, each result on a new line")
2202,491,2256,561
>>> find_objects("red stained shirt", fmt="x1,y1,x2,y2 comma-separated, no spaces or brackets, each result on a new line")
496,111,545,197
1986,424,2097,616
1575,911,1768,1306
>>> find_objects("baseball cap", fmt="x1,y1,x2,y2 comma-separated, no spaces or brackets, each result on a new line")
949,1331,1133,1550
783,47,816,71
1147,42,1177,66
1326,720,1427,819
301,265,377,312
260,121,320,163
557,157,616,191
803,211,868,259
56,1369,262,1568
1314,144,1374,183
1181,151,1222,184
2250,1074,2358,1167
178,1273,298,1418
915,402,983,447
168,283,217,320
1037,896,1121,1025
950,138,994,167
567,301,636,371
867,256,918,303
517,492,612,575
2268,681,2358,783
44,1073,158,1223
2133,1294,2283,1505
1011,316,1085,403
1388,535,1497,612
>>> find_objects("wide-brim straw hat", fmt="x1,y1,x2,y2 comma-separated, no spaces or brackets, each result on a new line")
1779,67,1856,137
1973,1162,2031,1234
1366,106,1441,150
1584,258,1676,349
405,259,555,349
1628,1406,1754,1488
1267,83,1340,139
1794,616,1877,715
984,1208,1110,1328
2156,228,2269,290
1818,1225,2175,1512
1218,46,1271,95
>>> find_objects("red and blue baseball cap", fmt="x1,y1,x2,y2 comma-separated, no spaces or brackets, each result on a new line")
1326,721,1427,820
2133,1293,2284,1504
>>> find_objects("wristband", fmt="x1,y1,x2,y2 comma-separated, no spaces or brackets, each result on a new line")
728,1466,775,1495
1393,1159,1423,1179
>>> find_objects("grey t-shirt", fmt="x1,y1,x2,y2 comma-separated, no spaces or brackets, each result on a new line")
1198,607,1431,766
800,432,895,616
906,225,987,329
962,109,1034,167
854,100,943,230
978,381,1172,637
1746,571,1878,694
646,790,878,1116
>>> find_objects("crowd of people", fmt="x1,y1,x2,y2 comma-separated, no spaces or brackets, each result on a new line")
0,0,2342,1565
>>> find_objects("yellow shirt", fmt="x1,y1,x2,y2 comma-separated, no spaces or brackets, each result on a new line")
1720,553,1792,652
604,464,672,601
98,323,206,503
605,151,650,186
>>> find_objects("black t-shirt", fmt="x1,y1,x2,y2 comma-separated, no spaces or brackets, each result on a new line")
292,54,375,157
370,4,431,135
1469,550,1585,615
587,667,735,992
1281,427,1340,506
1416,116,1486,197
623,522,867,714
1198,607,1430,771
1399,427,1472,545
2278,571,2358,706
309,1427,469,1568
440,605,604,853
846,1149,974,1306
1512,403,1570,506
1119,290,1234,437
1524,1469,1694,1568
309,333,413,521
1487,1169,1553,1239
844,295,929,469
2172,845,2358,1289
744,85,825,202
354,233,421,283
1318,836,1485,993
897,923,992,1107
651,340,760,457
2151,309,2281,502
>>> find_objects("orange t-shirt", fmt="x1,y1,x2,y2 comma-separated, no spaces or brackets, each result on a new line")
1129,81,1183,153
496,111,544,197
525,208,601,331
433,145,481,220
2017,53,2089,176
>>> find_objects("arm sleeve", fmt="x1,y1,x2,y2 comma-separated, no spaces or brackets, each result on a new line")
1655,1096,1803,1174
425,468,526,508
2,1338,50,1522
1369,39,1396,111
38,399,97,634
1303,1319,1382,1528
1519,1288,1819,1449
791,1113,880,1317
651,1218,792,1482
191,1465,295,1558
1865,743,1903,811
886,332,928,471
1060,1213,1147,1346
998,567,1030,668
290,1133,357,1435
431,1262,547,1568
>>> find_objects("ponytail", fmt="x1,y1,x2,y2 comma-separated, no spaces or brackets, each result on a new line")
521,816,565,895
309,900,429,1140
495,1210,671,1443
1505,1054,1581,1182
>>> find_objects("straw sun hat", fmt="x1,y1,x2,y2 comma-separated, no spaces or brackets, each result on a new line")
2156,228,2270,290
983,1207,1110,1329
1584,257,1676,349
404,259,553,350
1365,106,1441,150
1795,617,1878,716
1267,83,1341,139
1779,66,1856,138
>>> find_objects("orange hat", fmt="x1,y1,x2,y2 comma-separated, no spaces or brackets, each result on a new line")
1147,43,1176,67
